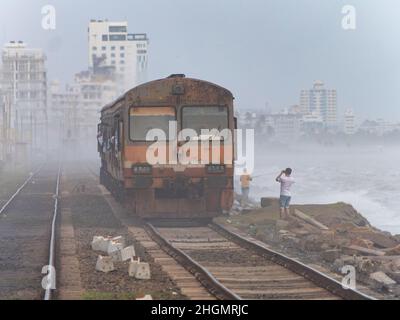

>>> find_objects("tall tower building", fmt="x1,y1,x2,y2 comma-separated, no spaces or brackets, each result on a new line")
300,81,337,127
88,20,149,93
1,41,47,145
344,108,356,135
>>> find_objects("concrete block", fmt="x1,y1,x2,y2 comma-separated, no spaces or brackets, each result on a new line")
96,256,115,273
91,236,110,253
110,249,122,262
369,271,396,286
107,241,124,255
110,245,136,262
91,236,104,251
120,246,136,262
111,236,125,247
128,259,151,280
128,259,140,277
136,294,153,300
135,262,151,280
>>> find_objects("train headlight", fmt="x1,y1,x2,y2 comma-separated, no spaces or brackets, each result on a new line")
132,164,152,175
206,164,226,174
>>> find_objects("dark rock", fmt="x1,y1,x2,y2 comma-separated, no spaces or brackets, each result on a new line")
260,197,278,208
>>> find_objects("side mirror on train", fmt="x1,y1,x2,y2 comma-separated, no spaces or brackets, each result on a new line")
234,117,238,130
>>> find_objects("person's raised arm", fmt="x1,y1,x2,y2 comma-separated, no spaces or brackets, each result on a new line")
275,170,285,182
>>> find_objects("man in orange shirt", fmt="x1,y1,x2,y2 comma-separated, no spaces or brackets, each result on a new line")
240,168,252,205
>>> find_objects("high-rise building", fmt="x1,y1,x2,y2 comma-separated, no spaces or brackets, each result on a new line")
300,81,337,127
88,20,149,93
344,109,356,135
1,41,47,146
48,70,117,153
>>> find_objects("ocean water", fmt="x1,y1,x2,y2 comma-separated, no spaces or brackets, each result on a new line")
249,144,400,235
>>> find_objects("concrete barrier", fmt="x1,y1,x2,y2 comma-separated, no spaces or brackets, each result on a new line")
95,255,115,273
110,245,136,262
128,258,139,277
135,262,151,280
92,235,125,254
91,236,110,253
128,258,151,279
120,246,136,262
107,240,124,255
111,236,125,247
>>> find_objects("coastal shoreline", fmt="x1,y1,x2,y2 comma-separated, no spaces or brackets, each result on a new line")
216,197,400,299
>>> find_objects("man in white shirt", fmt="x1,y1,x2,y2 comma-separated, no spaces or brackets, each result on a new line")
275,168,295,219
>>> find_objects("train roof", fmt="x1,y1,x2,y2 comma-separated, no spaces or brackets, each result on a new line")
101,74,234,113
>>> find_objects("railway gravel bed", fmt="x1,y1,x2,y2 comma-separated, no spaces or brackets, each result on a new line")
60,163,185,300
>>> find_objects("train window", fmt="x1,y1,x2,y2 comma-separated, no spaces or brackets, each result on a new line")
130,107,176,141
182,106,229,135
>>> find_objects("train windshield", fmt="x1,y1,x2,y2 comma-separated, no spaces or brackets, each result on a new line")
130,107,176,141
182,106,228,135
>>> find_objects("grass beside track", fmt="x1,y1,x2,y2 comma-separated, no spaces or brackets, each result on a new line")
82,290,175,300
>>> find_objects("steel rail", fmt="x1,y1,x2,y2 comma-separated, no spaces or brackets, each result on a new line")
145,223,242,300
44,164,62,301
0,165,43,216
211,222,376,300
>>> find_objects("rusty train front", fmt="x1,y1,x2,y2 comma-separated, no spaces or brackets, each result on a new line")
98,75,236,219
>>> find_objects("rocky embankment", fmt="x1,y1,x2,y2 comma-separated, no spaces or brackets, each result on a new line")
217,196,400,299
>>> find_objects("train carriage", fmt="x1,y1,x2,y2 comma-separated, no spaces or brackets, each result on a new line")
98,74,236,218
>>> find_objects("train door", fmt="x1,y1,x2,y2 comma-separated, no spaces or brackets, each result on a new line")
117,119,124,179
112,115,124,180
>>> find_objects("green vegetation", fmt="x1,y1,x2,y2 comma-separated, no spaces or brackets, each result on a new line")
82,291,137,300
82,290,175,300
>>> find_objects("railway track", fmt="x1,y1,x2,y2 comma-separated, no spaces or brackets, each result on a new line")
145,222,374,300
0,164,61,300
0,166,42,216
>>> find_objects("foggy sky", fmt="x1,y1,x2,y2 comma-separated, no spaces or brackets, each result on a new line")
1,0,400,122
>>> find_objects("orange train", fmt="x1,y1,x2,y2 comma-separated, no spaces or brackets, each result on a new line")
98,75,236,218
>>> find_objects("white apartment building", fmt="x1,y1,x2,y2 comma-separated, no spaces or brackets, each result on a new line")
48,80,79,145
301,112,324,135
49,71,117,151
344,109,356,135
300,81,337,127
1,41,47,147
88,20,149,93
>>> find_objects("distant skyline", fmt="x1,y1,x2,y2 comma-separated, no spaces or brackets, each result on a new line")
1,0,400,122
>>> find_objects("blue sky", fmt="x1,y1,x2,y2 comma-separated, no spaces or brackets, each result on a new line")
1,0,400,121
